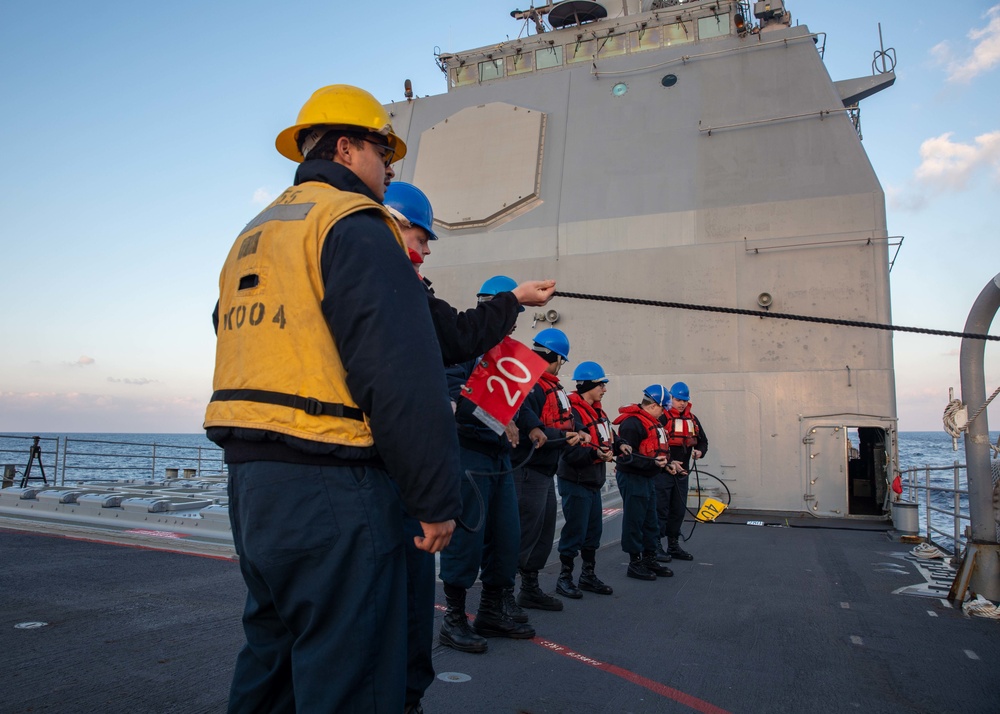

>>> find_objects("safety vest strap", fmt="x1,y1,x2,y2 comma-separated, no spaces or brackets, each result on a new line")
210,389,365,421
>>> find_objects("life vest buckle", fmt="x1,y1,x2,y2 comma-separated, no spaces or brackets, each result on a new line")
303,397,323,416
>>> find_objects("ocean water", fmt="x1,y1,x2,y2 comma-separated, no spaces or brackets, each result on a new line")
0,432,223,485
2,430,993,551
897,430,999,551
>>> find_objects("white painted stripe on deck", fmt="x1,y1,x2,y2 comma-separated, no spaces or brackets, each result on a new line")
927,610,938,617
940,599,953,608
850,635,864,646
840,602,850,609
965,650,980,660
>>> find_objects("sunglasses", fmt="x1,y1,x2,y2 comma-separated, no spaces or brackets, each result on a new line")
362,137,396,167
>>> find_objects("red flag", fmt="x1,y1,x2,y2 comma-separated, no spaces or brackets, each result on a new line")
461,337,548,435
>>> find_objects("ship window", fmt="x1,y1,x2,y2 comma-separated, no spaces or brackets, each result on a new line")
567,37,596,63
698,12,731,40
629,26,662,52
451,64,478,88
664,21,693,46
595,33,627,57
507,51,534,75
478,59,504,82
535,45,563,69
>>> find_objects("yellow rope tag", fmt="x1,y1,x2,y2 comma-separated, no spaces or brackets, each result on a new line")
695,497,727,522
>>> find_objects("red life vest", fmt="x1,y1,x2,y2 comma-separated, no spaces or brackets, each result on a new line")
665,402,699,447
569,392,612,458
538,372,574,430
613,404,669,458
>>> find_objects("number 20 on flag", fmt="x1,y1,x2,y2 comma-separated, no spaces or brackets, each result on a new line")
462,337,549,435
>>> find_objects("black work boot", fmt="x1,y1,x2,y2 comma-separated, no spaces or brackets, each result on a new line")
502,586,530,623
556,554,583,599
643,552,674,577
655,539,673,563
578,550,613,595
439,583,488,653
668,537,694,561
473,585,536,639
626,552,656,581
517,569,564,611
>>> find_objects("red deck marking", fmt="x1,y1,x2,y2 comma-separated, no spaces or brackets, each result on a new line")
602,507,622,517
534,638,732,714
431,604,730,714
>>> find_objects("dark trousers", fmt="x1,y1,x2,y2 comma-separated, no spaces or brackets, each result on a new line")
514,466,557,572
439,449,519,590
557,478,603,558
227,461,406,714
404,514,435,707
654,470,690,539
616,470,659,555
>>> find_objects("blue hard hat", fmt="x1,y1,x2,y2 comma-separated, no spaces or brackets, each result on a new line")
478,275,517,297
384,182,437,239
533,328,570,359
670,381,690,401
643,384,670,407
572,361,608,383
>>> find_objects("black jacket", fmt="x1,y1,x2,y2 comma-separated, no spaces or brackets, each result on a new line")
511,380,570,473
613,415,664,478
425,285,519,367
557,404,623,490
207,160,461,523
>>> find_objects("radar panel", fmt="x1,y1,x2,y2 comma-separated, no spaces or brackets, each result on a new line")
412,102,545,230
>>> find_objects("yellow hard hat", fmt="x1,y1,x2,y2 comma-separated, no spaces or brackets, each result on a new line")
275,84,407,163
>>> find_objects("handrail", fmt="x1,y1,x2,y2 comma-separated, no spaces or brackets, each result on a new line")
899,462,970,555
0,434,224,487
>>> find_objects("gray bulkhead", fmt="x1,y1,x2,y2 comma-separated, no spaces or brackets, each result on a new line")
387,0,897,516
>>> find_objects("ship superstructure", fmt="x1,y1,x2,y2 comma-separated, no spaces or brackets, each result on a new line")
386,0,897,517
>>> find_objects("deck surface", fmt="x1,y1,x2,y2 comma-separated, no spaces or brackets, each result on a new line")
2,512,998,714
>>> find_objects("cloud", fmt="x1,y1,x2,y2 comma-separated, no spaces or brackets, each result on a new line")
914,131,1000,190
931,5,1000,83
68,356,95,367
252,188,275,205
107,377,157,386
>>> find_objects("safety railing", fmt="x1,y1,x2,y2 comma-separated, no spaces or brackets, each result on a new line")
0,434,225,487
0,435,60,486
899,462,969,555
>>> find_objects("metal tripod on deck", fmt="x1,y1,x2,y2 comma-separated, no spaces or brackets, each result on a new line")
19,436,48,488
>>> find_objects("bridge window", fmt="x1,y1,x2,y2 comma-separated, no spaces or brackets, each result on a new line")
479,59,504,82
698,12,731,40
507,51,534,75
536,45,563,70
664,21,693,46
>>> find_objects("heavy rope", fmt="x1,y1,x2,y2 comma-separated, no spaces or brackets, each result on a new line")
457,436,570,533
942,386,1000,455
553,291,1000,341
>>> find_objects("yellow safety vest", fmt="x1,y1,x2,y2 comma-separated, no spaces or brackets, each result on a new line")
203,181,405,446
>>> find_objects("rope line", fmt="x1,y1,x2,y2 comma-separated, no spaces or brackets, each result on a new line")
553,291,1000,341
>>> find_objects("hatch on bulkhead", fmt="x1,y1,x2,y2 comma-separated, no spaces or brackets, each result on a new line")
801,423,894,517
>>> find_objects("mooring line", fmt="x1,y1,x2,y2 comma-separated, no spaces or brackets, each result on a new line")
553,291,999,341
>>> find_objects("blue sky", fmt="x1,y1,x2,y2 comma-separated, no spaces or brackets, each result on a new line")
1,0,998,433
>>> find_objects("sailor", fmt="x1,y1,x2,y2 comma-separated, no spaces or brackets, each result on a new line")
384,183,555,711
205,84,460,713
511,328,583,609
438,278,539,655
611,385,677,581
556,361,630,596
383,181,556,366
659,381,709,562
